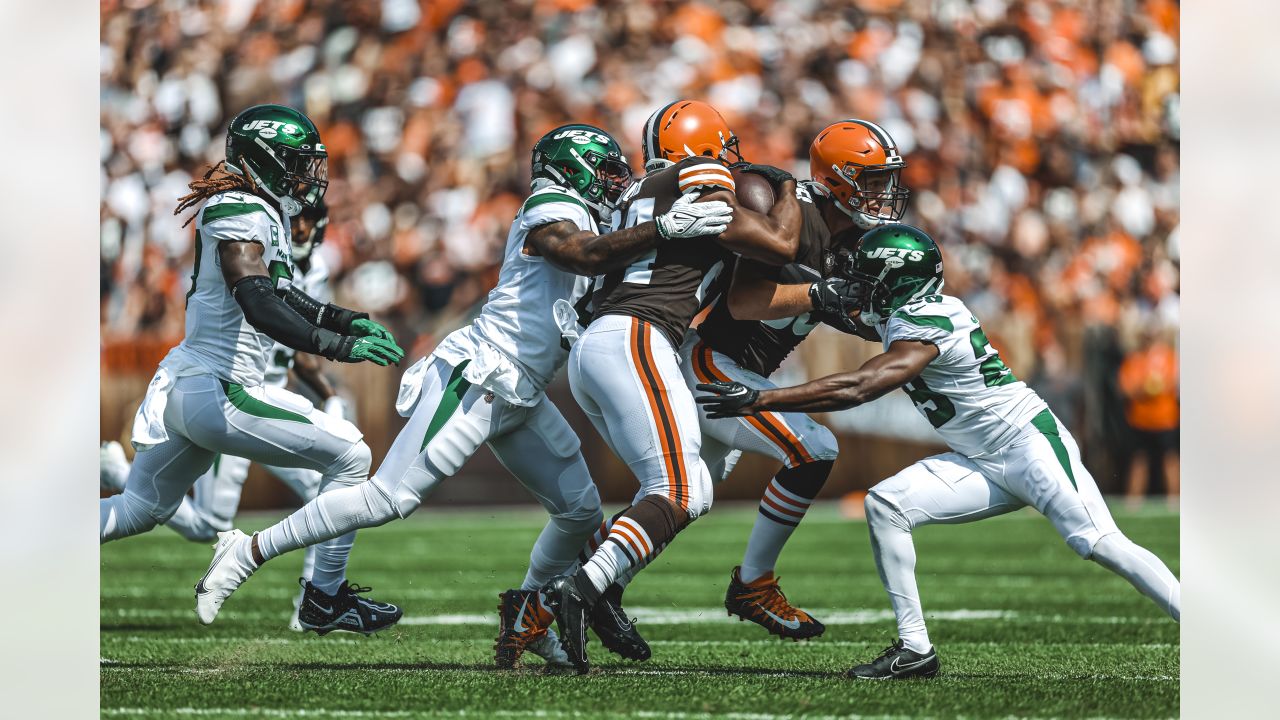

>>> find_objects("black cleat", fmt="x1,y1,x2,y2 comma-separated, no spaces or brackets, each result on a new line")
494,588,568,669
588,583,651,661
295,578,403,636
541,574,594,674
846,639,940,680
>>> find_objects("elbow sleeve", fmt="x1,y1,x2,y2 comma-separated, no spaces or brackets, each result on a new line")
233,276,352,360
278,285,368,333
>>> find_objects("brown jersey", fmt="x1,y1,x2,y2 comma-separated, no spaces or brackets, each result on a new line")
697,182,853,377
591,156,738,348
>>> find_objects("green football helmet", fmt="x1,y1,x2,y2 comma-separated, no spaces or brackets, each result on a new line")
530,124,633,224
843,223,944,325
225,104,328,217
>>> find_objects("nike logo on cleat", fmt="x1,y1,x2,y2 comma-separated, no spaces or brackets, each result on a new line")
513,596,531,632
890,655,934,673
761,609,802,630
308,599,334,614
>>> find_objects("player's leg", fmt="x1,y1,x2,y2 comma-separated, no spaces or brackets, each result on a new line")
998,411,1180,620
184,375,394,630
488,399,603,669
262,462,324,629
686,340,836,638
100,432,215,542
548,316,712,672
852,452,1023,679
165,454,252,542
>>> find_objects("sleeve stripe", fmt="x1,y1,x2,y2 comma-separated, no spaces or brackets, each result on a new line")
202,202,269,223
895,313,954,332
677,172,736,194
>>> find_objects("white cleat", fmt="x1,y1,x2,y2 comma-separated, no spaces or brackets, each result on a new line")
100,441,130,492
528,627,574,668
194,529,258,625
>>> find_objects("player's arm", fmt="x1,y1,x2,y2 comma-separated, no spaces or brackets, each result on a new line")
289,351,336,400
725,259,813,320
697,340,938,416
526,220,663,276
700,179,801,266
218,241,404,366
527,196,734,276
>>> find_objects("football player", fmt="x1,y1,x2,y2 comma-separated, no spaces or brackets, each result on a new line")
100,104,408,635
571,117,911,655
99,201,349,631
191,124,735,669
543,100,806,673
697,223,1181,679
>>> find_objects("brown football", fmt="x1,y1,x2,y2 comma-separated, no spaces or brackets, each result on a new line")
729,167,777,214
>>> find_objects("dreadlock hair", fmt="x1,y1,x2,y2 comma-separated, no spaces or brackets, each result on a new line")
174,160,259,227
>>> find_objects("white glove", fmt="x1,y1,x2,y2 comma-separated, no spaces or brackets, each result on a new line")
322,395,350,421
655,192,734,240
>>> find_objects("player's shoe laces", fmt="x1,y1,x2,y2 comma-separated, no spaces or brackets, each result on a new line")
100,441,129,492
724,566,825,640
588,584,651,661
541,575,594,674
195,529,259,624
494,589,567,669
296,578,402,636
846,639,940,680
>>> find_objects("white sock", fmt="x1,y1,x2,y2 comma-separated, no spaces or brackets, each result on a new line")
866,494,932,653
164,496,217,542
256,478,398,561
1091,533,1181,621
741,469,822,583
300,545,317,583
309,531,355,595
580,539,631,595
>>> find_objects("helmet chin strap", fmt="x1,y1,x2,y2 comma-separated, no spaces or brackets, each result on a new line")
242,163,303,217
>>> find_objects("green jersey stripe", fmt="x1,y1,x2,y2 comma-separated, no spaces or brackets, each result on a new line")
896,313,954,332
220,381,312,425
421,360,473,450
1030,409,1076,489
203,202,269,224
522,191,588,215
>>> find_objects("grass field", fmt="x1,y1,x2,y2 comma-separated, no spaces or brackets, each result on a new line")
100,502,1179,719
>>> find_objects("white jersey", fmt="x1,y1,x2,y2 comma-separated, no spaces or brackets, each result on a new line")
263,254,330,387
162,191,295,387
432,186,596,406
880,294,1047,457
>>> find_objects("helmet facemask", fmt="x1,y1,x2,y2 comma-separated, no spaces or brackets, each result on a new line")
831,163,909,230
291,207,328,260
230,138,328,218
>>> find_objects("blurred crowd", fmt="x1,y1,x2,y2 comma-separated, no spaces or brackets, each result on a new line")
101,0,1179,492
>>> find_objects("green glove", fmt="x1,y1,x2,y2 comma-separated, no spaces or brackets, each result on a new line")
350,318,397,343
338,336,405,366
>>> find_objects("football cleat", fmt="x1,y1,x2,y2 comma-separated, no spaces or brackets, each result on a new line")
100,440,129,492
724,566,825,640
295,578,402,636
588,584,651,661
847,639,940,680
195,530,259,624
528,627,573,670
494,589,559,669
541,575,594,674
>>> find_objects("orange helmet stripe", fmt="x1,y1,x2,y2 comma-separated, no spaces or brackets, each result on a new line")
677,163,736,194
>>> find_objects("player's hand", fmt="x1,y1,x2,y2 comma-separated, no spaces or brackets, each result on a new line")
655,192,734,240
809,277,873,337
337,336,405,366
739,163,794,186
350,318,397,343
695,381,761,419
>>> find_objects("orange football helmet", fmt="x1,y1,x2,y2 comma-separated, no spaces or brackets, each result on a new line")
640,100,744,173
809,119,909,229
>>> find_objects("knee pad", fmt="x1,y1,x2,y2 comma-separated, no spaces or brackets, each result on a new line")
324,441,372,487
806,424,840,462
864,490,908,532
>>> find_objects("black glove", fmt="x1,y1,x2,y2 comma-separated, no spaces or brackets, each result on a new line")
695,381,761,419
808,276,868,331
739,163,795,186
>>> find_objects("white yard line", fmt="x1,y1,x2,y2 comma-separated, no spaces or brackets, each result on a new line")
100,709,941,720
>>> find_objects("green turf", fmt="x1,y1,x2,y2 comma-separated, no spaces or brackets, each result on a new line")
101,503,1179,719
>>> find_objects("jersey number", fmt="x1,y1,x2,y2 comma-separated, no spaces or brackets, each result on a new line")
621,198,657,285
903,376,956,429
969,326,1016,387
